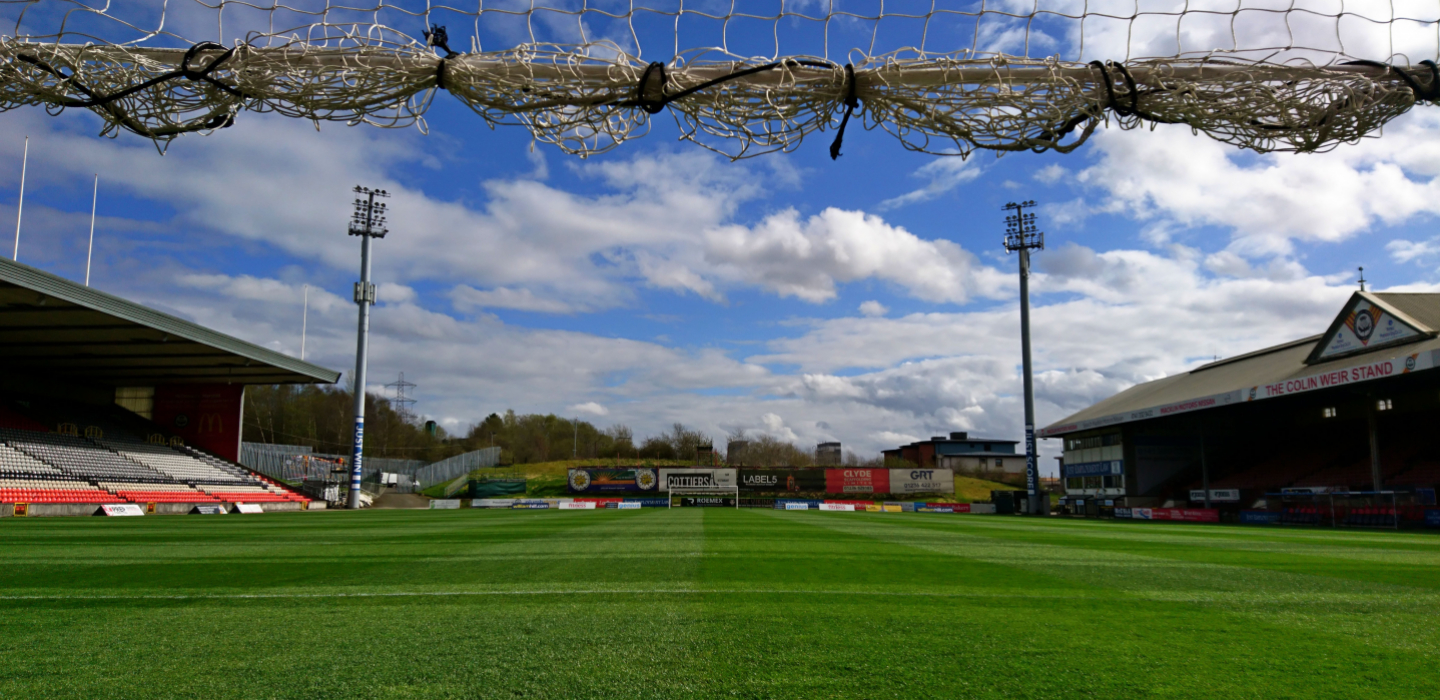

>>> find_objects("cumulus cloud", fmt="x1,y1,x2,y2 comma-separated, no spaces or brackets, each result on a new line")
568,402,610,416
1073,112,1440,256
859,300,888,317
704,208,1011,304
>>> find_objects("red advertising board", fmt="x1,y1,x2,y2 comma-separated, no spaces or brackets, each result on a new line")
822,500,877,506
152,384,244,462
1149,508,1219,523
925,503,972,513
825,469,887,494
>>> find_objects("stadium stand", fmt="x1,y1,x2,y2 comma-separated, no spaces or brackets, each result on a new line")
0,403,312,508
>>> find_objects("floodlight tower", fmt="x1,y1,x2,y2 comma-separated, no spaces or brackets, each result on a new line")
346,185,389,509
1004,200,1046,515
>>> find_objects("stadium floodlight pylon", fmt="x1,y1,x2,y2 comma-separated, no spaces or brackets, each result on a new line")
345,185,387,510
2,2,1440,159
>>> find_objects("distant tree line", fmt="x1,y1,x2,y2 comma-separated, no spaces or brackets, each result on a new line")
244,384,863,466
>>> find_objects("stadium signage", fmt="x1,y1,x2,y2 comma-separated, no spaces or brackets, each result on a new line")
887,469,955,495
785,502,811,510
1040,348,1440,437
191,505,225,515
825,468,887,494
738,469,826,492
558,501,596,510
659,469,737,492
1189,489,1240,502
617,501,642,509
429,499,461,509
818,503,854,511
101,504,146,516
235,503,265,514
1425,509,1440,528
1063,460,1123,478
680,497,735,507
567,468,659,493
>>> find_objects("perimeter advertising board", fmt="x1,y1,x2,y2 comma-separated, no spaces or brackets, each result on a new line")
1425,509,1440,528
567,468,659,494
679,496,736,507
659,468,737,492
825,468,888,494
888,469,954,495
738,469,827,492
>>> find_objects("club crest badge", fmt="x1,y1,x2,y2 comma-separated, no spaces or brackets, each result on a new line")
636,469,657,491
568,470,591,492
1344,306,1381,345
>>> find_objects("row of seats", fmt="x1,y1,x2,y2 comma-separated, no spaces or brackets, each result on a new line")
102,440,245,483
0,478,127,504
1,429,169,483
0,444,63,477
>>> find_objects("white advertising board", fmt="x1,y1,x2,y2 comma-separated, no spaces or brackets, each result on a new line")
429,499,461,510
818,503,854,512
100,504,145,517
559,501,596,510
658,468,737,492
785,502,811,510
234,503,265,514
888,468,955,495
617,501,642,509
473,499,517,508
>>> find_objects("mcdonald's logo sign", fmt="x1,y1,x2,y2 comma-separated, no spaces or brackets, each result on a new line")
195,413,226,435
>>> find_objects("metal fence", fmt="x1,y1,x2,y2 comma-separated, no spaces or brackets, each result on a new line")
415,447,502,489
240,442,500,490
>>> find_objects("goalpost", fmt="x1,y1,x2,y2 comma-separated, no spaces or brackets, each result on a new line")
2,2,1438,159
668,486,739,510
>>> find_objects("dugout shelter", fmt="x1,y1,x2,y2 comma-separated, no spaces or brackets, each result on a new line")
1042,291,1440,520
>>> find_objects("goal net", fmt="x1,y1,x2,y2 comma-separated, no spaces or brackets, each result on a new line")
668,487,738,509
3,1,1438,158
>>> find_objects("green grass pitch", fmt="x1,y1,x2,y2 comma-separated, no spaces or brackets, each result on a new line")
1,508,1438,699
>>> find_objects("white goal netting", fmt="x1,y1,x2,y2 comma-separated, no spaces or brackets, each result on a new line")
3,1,1439,158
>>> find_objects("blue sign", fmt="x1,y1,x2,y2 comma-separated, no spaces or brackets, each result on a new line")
1024,425,1037,494
350,417,365,488
1113,508,1132,519
1240,510,1281,525
1425,509,1440,528
1063,460,1123,478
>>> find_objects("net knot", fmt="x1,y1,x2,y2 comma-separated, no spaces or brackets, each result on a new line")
424,25,457,58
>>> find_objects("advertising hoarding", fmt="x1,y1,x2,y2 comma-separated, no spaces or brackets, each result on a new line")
558,501,596,510
659,468,736,492
819,503,854,511
567,468,659,493
738,469,826,492
785,502,811,510
101,504,145,516
429,499,461,510
825,468,888,494
1240,510,1281,524
1189,489,1241,503
679,496,736,507
888,469,955,495
1424,509,1440,528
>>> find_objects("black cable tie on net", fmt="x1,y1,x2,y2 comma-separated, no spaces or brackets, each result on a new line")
615,58,837,114
633,62,669,114
1343,59,1440,101
829,63,859,160
15,41,247,109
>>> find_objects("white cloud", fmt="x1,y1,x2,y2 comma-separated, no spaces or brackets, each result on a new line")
1034,164,1068,184
568,402,610,416
704,207,1011,304
1074,112,1440,257
876,157,983,210
450,285,578,314
859,300,888,317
